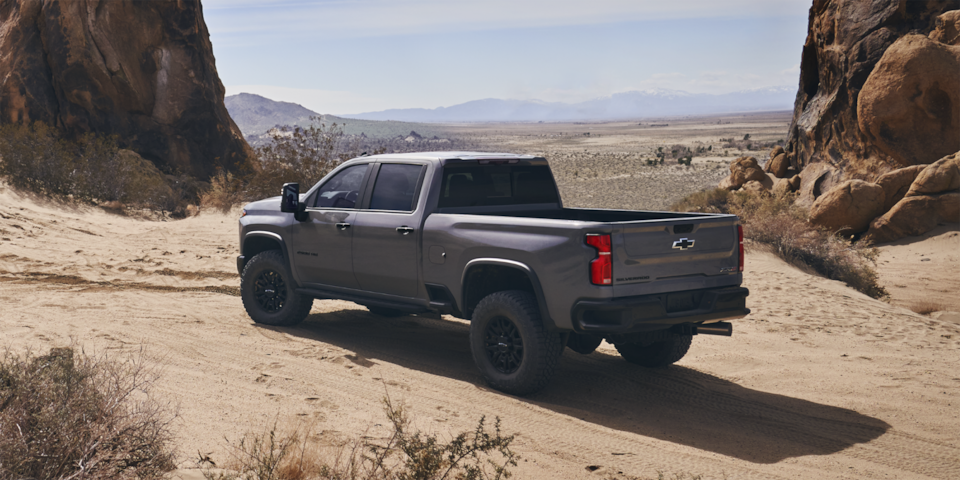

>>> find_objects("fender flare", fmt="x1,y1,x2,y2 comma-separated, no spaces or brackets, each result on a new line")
241,231,297,281
461,258,558,331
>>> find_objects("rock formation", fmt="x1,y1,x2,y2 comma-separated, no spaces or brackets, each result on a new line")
719,156,766,190
0,0,253,178
808,180,885,235
784,0,959,177
857,34,960,167
864,152,959,242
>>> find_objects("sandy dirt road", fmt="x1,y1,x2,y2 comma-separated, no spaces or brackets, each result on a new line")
1,185,959,479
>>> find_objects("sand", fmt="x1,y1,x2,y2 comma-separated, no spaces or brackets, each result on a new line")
2,174,959,479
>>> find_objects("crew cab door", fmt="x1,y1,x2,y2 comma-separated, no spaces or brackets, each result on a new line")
291,163,371,289
352,163,427,298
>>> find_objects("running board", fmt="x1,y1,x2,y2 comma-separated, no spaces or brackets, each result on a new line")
296,288,428,314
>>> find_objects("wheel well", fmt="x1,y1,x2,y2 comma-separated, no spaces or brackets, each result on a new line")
462,265,535,319
243,235,283,261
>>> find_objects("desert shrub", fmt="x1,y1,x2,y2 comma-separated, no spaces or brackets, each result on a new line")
908,301,945,315
205,396,518,480
202,119,366,212
0,346,177,480
0,122,195,215
671,189,888,299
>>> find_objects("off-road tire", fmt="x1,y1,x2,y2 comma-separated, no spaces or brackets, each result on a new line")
469,290,563,395
366,306,406,317
615,334,692,367
241,250,313,326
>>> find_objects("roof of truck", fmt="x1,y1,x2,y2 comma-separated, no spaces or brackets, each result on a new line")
355,151,540,162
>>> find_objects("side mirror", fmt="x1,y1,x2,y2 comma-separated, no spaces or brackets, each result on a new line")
280,183,299,212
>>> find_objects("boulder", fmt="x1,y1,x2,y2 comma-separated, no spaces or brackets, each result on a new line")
0,0,253,178
773,178,793,197
741,180,770,197
766,153,790,178
796,162,840,208
863,154,959,243
785,1,956,178
857,35,960,167
719,156,766,191
930,10,960,45
769,146,785,160
787,175,802,192
876,165,926,212
808,180,885,235
865,192,960,243
905,152,960,197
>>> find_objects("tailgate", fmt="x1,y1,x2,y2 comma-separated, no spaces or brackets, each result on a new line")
612,216,739,286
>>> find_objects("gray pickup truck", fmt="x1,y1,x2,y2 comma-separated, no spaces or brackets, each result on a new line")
237,152,748,395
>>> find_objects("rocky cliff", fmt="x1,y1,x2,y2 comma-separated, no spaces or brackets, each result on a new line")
785,0,960,178
0,0,252,178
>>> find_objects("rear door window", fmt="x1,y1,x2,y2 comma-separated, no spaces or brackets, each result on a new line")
368,164,425,212
312,164,369,208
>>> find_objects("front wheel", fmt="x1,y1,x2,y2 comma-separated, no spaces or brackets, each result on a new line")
615,334,692,367
240,250,313,326
469,290,563,395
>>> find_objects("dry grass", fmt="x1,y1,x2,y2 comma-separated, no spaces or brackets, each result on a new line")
0,346,177,480
0,122,200,216
908,301,946,316
204,395,518,480
672,188,888,299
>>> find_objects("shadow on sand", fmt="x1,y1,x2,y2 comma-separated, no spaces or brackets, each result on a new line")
261,308,889,464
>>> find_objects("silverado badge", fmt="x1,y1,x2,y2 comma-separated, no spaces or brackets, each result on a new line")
672,238,695,250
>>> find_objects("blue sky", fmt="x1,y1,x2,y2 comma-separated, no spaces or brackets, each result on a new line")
204,0,811,115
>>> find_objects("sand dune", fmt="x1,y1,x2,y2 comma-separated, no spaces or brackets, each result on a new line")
1,183,958,479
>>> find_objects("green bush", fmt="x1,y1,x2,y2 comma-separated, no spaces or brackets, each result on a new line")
0,347,177,480
671,188,888,299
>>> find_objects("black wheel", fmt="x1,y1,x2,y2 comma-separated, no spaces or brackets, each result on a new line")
366,306,406,317
469,290,563,395
241,250,313,326
615,334,692,367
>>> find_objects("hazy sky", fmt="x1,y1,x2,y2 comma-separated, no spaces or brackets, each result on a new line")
204,0,811,115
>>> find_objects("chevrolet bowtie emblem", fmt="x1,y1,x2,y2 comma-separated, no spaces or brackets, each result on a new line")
672,238,695,250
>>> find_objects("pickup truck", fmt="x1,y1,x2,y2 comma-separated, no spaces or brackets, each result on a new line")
237,152,749,395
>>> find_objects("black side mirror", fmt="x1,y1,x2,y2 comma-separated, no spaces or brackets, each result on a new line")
280,183,299,212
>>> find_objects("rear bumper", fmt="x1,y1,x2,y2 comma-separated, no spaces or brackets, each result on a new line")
571,286,749,334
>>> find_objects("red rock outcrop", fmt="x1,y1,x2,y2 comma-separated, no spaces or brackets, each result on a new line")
784,1,959,178
0,0,253,178
808,180,886,235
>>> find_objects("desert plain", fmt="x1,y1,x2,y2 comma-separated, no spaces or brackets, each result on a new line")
1,113,959,479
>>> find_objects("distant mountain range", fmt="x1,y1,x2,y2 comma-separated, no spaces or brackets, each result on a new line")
224,93,459,140
341,87,796,123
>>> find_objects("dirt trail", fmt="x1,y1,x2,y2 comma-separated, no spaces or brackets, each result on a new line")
1,185,958,479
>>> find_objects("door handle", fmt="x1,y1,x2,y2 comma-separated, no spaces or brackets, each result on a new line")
396,226,414,235
336,222,351,230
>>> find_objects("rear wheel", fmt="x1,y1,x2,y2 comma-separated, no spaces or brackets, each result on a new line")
615,334,692,367
469,290,563,395
241,250,313,326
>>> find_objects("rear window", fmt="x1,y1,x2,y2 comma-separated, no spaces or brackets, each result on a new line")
438,165,559,208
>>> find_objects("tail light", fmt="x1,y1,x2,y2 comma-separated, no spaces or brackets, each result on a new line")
586,233,612,285
738,224,744,272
